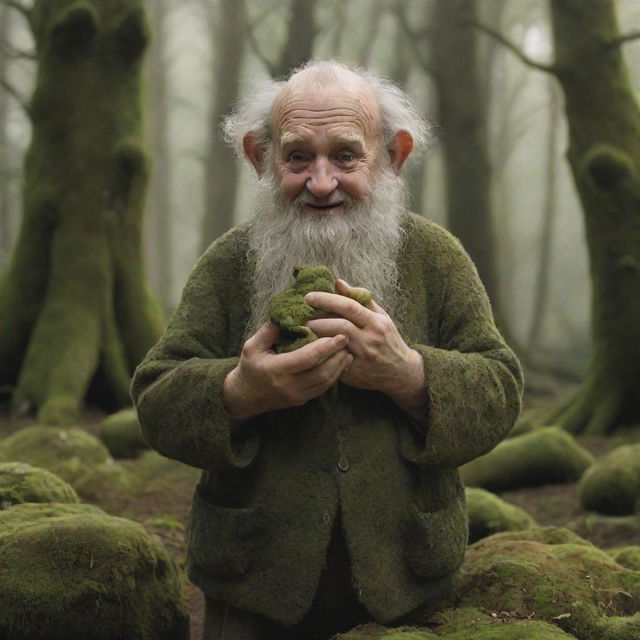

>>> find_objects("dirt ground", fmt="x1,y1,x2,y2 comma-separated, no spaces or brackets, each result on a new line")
1,399,639,640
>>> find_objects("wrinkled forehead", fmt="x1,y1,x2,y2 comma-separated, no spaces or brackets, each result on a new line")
271,72,382,144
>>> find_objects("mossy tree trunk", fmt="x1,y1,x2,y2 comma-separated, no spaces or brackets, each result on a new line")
548,0,640,434
0,0,164,425
430,0,503,328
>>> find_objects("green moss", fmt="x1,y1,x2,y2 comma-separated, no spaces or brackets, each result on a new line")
98,407,148,458
465,487,537,542
607,546,640,571
578,444,640,515
0,461,79,507
456,527,640,639
0,425,130,499
569,513,640,549
0,502,188,639
461,427,594,491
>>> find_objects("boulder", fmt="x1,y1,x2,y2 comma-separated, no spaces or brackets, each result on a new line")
0,502,189,640
0,461,79,508
578,444,640,515
465,487,537,542
0,425,130,499
460,427,594,491
455,527,640,640
99,408,149,459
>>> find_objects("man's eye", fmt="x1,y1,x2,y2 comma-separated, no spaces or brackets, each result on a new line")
337,152,356,164
288,152,308,163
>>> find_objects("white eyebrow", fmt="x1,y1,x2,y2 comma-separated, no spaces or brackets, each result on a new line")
280,132,305,147
334,132,364,146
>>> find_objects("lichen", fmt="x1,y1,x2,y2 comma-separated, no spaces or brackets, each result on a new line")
0,502,188,639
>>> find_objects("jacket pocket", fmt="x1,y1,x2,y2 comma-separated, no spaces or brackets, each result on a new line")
187,490,263,579
404,495,468,581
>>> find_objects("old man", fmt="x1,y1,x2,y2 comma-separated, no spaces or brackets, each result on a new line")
132,60,523,640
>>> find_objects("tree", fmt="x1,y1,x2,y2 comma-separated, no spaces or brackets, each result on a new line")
199,0,245,253
481,0,640,433
0,0,164,425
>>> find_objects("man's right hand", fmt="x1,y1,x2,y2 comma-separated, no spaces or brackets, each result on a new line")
223,322,353,421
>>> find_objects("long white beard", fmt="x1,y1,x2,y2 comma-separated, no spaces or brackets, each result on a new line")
245,167,408,338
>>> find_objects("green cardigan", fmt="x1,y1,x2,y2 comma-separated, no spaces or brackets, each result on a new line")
131,213,523,626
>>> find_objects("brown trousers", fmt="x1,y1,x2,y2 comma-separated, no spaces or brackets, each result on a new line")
203,515,369,640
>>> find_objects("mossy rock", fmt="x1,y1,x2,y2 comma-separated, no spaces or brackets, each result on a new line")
460,427,594,491
578,444,640,515
568,513,640,549
465,487,537,542
455,526,640,639
0,425,130,499
98,408,149,459
0,502,189,640
607,546,640,571
0,461,79,508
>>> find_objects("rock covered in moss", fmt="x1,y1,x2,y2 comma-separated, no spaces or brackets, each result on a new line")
465,487,537,542
0,425,130,499
607,546,640,571
0,502,189,640
578,444,640,515
455,527,640,640
0,461,79,508
460,427,594,491
98,408,149,459
568,514,640,549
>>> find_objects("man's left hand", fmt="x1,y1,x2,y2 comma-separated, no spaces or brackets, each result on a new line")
305,279,427,422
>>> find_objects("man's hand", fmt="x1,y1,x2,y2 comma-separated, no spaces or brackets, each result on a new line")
305,279,427,422
223,322,353,421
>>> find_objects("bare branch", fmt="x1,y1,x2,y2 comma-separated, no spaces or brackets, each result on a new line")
244,19,277,77
0,77,30,114
473,21,557,74
608,31,640,48
0,41,36,60
4,0,31,22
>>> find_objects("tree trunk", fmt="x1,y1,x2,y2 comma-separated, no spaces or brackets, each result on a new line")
0,0,164,425
430,0,503,326
550,0,640,434
145,0,172,311
273,0,317,79
199,0,245,253
0,1,12,261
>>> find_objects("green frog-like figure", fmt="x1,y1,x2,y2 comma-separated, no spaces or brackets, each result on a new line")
267,265,372,353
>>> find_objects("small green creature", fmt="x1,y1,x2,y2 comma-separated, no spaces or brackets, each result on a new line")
267,265,372,353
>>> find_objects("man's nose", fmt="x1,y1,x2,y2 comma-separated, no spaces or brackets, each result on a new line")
306,158,337,199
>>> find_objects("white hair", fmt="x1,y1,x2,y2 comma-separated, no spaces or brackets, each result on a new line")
222,60,433,169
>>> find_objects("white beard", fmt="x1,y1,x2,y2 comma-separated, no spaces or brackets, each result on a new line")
245,166,408,338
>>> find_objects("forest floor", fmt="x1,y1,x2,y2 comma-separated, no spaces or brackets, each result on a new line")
1,388,639,640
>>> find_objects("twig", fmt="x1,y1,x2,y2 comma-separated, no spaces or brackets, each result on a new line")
608,31,640,48
473,21,556,74
393,1,433,74
0,76,30,113
0,41,36,60
244,20,277,77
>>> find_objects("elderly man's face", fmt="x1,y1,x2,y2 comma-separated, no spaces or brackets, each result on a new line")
270,84,382,216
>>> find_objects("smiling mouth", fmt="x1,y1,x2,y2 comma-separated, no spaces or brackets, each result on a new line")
305,202,343,211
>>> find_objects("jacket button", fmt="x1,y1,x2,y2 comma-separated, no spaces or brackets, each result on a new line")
322,512,330,524
337,456,350,472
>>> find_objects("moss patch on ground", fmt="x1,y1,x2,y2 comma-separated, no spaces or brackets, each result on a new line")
99,408,149,459
0,461,79,508
461,427,594,491
568,513,640,549
0,502,189,640
455,527,640,640
607,546,640,571
578,444,640,515
465,487,537,542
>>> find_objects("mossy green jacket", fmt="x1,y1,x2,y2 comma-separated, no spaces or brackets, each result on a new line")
131,213,523,626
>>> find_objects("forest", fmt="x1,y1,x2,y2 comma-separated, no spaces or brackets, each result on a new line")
0,0,640,638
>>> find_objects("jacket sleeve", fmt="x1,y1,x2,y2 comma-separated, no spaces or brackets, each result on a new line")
399,233,524,469
130,232,259,471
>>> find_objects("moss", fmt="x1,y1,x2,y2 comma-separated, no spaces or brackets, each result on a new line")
607,546,640,571
578,444,640,515
0,425,130,499
594,613,640,640
568,514,640,549
0,502,188,639
465,487,537,542
98,407,149,458
0,461,79,508
456,527,640,639
460,427,594,491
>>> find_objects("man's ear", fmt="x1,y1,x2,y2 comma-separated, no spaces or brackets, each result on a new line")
387,130,414,174
243,132,264,175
